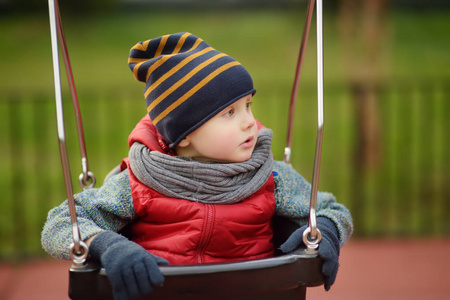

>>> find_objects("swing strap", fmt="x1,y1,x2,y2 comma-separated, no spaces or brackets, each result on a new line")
284,0,315,164
48,0,94,265
305,0,325,249
49,0,95,190
283,0,324,251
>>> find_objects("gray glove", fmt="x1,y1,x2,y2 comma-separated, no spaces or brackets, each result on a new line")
89,231,169,300
279,217,340,291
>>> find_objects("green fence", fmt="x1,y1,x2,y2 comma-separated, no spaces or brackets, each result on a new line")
1,83,449,259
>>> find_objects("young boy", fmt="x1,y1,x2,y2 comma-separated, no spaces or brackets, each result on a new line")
42,32,353,300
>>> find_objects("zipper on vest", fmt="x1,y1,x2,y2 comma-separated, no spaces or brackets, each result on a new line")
196,204,215,264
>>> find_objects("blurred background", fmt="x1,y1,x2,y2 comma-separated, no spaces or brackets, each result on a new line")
0,0,449,262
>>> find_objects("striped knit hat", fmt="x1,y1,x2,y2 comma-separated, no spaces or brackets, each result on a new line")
128,32,256,148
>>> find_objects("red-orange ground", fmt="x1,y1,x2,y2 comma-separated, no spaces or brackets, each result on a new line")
1,239,449,300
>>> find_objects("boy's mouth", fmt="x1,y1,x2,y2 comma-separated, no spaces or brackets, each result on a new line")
240,135,255,148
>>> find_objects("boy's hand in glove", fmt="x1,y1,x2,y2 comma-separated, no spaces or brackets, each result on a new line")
89,230,169,300
279,217,340,291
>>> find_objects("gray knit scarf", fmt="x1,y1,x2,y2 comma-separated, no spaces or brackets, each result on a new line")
129,128,274,204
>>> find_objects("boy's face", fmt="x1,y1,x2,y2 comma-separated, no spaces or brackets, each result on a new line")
176,94,258,163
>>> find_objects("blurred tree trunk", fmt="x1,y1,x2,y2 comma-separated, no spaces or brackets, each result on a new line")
339,0,388,170
338,0,389,234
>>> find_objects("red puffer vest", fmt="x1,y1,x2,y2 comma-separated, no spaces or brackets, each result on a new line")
121,116,275,265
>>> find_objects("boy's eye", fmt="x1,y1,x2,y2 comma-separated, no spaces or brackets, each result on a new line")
246,102,252,109
225,109,235,117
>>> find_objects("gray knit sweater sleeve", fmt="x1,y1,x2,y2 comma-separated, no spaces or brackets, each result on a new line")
42,161,353,259
273,161,353,247
41,169,137,260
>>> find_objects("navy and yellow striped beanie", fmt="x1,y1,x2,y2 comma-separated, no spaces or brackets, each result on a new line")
128,32,256,148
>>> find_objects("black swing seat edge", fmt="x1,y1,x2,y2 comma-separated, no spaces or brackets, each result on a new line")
69,247,321,277
69,247,325,300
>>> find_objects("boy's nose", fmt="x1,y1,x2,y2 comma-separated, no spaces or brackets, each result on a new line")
242,112,256,130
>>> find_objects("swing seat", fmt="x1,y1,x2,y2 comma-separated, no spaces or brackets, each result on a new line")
68,216,325,300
